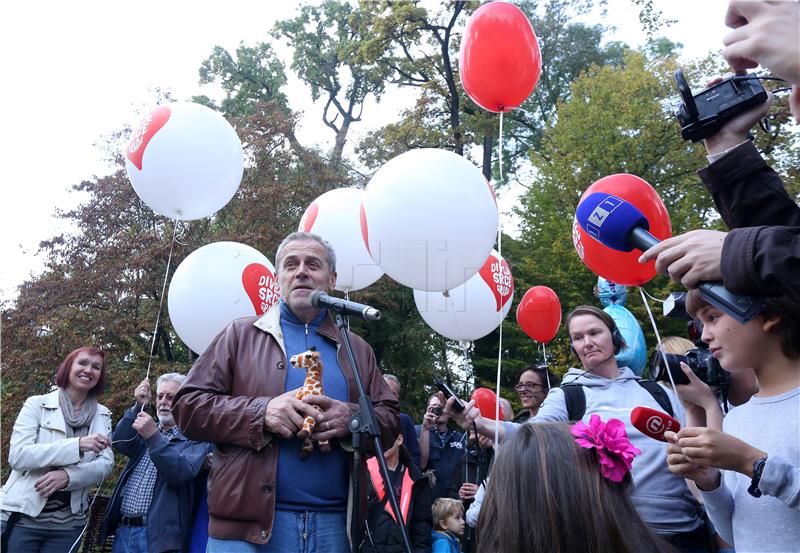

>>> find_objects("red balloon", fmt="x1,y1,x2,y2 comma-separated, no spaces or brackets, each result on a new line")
516,286,562,343
471,388,504,421
573,174,672,286
459,2,542,113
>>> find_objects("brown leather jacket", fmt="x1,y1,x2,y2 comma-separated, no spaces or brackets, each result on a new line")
172,304,400,545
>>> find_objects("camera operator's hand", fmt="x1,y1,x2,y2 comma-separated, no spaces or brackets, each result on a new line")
703,77,773,156
422,410,438,430
445,397,479,430
665,431,721,492
675,362,718,411
639,229,726,289
723,1,800,86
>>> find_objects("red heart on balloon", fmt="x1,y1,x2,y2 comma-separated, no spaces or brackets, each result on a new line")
126,106,171,171
360,203,371,257
299,203,319,233
479,255,513,311
241,263,279,315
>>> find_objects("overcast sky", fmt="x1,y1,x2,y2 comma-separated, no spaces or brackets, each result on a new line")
0,0,730,303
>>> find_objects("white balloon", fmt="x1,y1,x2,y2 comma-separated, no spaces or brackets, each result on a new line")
362,149,498,292
414,249,513,341
125,102,244,221
299,188,383,292
168,242,279,354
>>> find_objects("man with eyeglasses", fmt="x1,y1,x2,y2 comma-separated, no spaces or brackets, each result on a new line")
513,365,560,423
415,393,465,502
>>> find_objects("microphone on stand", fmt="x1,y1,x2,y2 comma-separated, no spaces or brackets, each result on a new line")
631,406,681,442
310,290,382,322
575,192,765,324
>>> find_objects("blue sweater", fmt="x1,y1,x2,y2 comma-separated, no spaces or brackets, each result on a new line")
275,302,350,511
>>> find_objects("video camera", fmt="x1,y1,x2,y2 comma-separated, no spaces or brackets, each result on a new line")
673,68,767,143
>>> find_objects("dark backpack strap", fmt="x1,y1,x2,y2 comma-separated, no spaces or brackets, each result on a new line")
638,380,675,418
561,384,587,422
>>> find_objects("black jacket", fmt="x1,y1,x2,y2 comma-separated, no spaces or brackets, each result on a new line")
698,141,800,297
99,405,210,553
359,447,432,553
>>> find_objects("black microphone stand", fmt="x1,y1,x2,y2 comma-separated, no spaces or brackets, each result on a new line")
333,311,413,553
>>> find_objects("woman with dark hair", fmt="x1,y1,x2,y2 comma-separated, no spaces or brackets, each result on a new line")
512,364,560,423
1,346,114,552
478,421,674,553
448,306,710,552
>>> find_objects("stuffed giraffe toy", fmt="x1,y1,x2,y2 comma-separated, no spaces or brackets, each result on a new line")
290,347,331,457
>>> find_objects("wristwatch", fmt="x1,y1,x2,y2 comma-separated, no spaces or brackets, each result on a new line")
747,455,768,498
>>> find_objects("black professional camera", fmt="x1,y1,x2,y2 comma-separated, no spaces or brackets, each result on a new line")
673,69,767,142
430,406,444,417
648,348,730,388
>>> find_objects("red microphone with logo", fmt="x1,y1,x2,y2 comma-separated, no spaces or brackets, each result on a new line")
631,406,681,442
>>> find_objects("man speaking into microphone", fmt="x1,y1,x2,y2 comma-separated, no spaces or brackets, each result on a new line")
172,231,399,553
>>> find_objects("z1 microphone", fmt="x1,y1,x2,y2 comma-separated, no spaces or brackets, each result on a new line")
575,192,765,324
309,290,382,322
631,406,681,442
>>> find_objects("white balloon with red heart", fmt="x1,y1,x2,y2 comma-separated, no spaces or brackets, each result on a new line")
414,249,513,341
298,188,383,292
362,148,498,292
168,242,279,354
125,102,244,221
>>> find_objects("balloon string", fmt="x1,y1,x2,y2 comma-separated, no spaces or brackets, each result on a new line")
494,204,503,446
141,218,180,412
498,112,504,182
638,287,677,391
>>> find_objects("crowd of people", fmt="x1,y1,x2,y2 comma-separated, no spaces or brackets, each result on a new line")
2,1,799,552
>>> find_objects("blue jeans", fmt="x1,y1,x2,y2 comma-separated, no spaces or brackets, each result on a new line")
5,523,84,553
207,510,348,553
111,524,149,553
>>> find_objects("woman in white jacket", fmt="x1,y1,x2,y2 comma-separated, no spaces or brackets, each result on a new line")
1,346,114,552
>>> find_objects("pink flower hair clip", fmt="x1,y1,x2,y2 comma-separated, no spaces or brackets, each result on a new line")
570,414,641,483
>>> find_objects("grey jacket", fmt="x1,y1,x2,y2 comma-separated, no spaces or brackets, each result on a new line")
502,367,703,536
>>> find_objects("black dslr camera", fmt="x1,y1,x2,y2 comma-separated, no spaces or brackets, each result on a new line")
648,348,730,387
673,69,767,142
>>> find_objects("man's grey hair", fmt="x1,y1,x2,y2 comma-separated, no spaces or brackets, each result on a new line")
383,374,400,390
275,232,337,273
156,372,186,390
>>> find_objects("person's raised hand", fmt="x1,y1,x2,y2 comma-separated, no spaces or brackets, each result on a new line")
723,0,800,85
638,230,726,289
664,431,721,491
675,362,719,411
445,397,480,430
34,469,70,499
134,379,152,406
263,390,320,439
703,77,774,155
303,395,354,440
132,411,158,439
78,432,111,454
676,426,766,477
459,482,479,501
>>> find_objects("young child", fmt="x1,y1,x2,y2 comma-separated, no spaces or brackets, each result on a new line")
666,291,800,552
477,420,673,553
431,497,464,553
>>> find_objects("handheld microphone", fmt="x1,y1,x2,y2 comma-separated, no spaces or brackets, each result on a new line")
575,192,765,324
631,406,681,442
309,290,382,322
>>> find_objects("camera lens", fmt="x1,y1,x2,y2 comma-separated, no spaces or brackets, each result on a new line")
431,406,443,416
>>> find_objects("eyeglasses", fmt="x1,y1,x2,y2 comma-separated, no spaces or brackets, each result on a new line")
515,383,545,392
